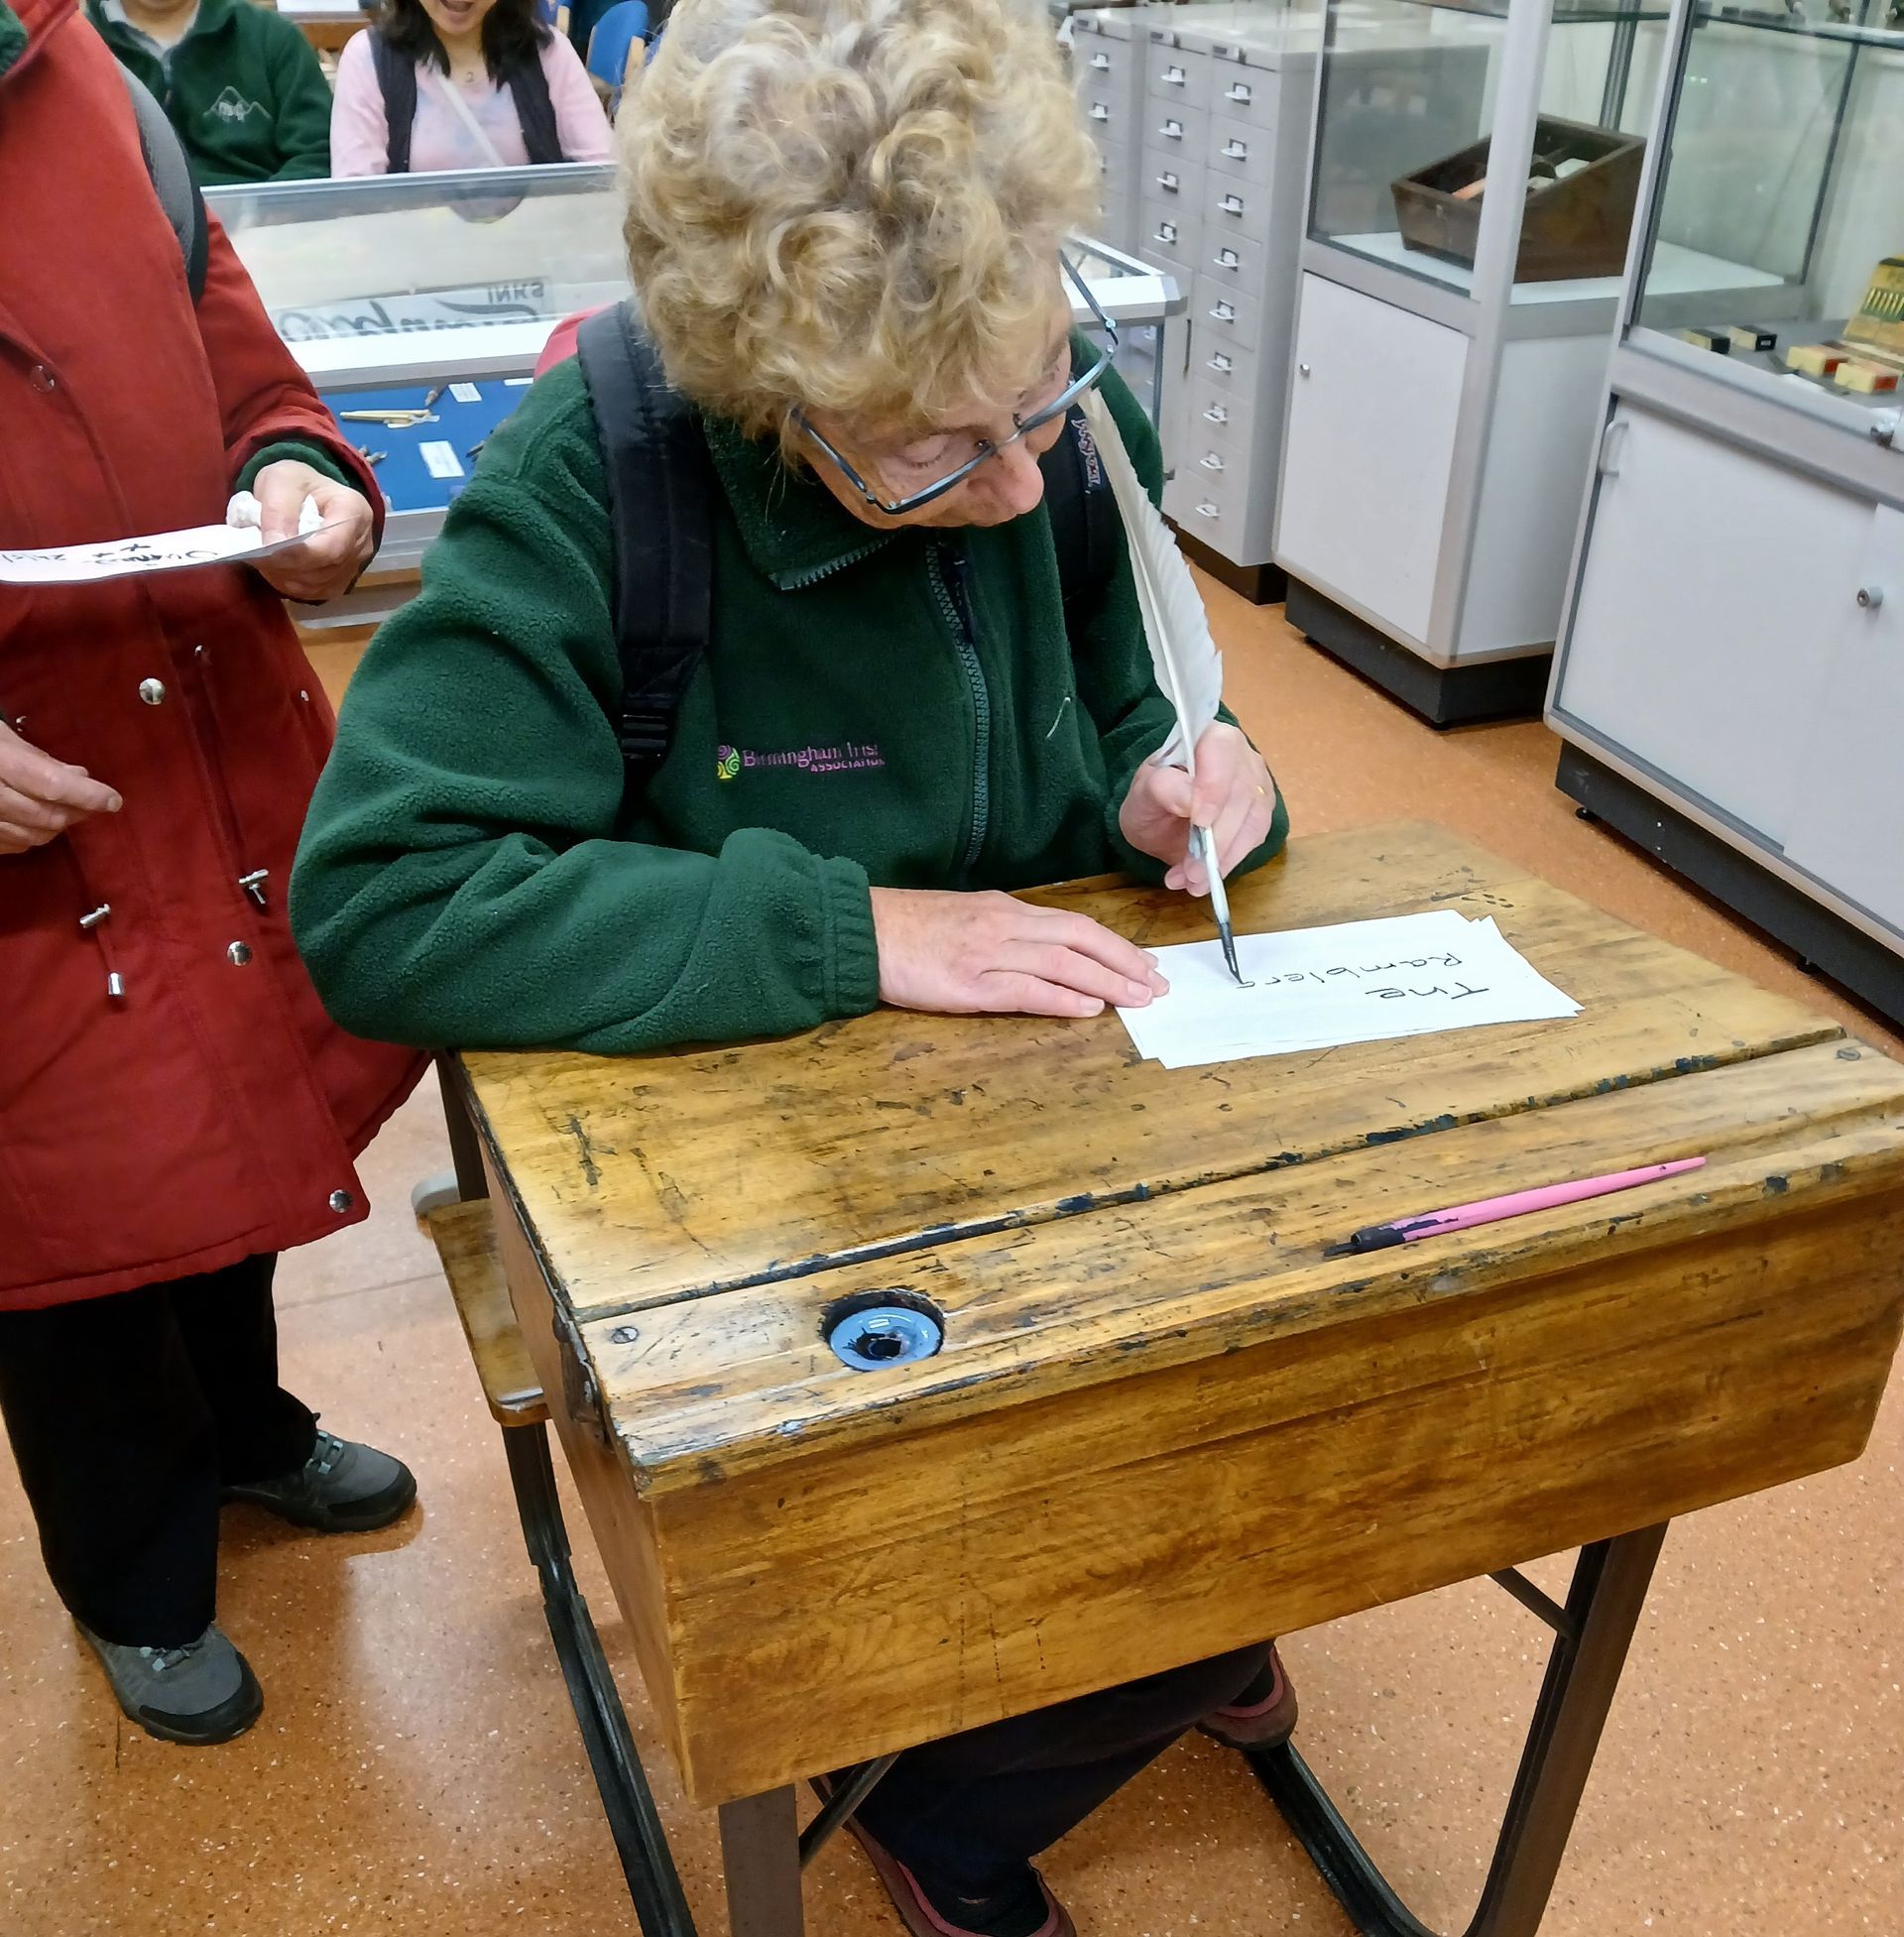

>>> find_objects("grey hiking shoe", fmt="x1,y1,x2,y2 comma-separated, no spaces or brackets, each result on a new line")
222,1426,416,1533
77,1622,263,1747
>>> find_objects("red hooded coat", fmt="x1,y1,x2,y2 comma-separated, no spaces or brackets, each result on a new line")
0,0,424,1310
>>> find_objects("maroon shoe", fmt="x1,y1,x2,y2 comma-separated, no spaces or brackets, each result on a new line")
1200,1641,1299,1751
810,1776,1074,1937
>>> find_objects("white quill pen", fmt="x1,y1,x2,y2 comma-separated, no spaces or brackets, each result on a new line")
1077,386,1249,984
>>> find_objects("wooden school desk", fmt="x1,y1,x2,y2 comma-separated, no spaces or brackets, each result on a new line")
429,820,1904,1937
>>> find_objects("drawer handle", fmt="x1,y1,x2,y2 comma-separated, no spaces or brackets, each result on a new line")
1162,119,1184,140
1196,502,1221,519
1209,352,1233,373
1223,139,1248,160
1164,64,1187,85
1210,303,1237,323
1227,82,1252,104
1154,222,1178,246
1215,248,1240,269
1856,584,1885,610
1298,361,1312,377
1199,454,1225,473
1089,103,1109,121
1090,52,1112,69
1203,404,1229,424
1156,171,1179,192
1220,192,1245,215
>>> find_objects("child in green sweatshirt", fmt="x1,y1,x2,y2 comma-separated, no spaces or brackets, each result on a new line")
88,0,332,185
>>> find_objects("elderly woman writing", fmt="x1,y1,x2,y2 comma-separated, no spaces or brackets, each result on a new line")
293,1,1292,1931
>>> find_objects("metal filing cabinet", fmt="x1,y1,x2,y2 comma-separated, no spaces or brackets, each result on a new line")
1077,4,1319,597
1071,9,1145,255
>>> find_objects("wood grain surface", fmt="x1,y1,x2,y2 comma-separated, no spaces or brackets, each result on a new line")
460,822,1904,1806
462,823,1842,1322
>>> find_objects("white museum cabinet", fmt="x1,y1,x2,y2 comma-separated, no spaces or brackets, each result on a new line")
1548,0,1904,1021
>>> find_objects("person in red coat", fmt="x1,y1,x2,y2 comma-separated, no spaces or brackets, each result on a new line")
0,0,426,1746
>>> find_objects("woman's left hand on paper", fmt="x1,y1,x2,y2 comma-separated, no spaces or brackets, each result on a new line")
249,461,377,604
1119,720,1276,894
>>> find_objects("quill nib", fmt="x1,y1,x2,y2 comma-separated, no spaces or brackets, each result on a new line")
1195,826,1252,988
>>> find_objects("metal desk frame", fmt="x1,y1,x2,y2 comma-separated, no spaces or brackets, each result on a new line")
440,1073,1668,1937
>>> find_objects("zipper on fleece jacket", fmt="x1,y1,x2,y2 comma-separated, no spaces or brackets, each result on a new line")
774,536,890,591
928,540,992,875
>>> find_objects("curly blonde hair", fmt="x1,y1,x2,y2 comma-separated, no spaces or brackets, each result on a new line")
619,0,1100,441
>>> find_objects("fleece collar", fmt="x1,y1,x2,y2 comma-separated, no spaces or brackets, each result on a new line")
697,411,896,592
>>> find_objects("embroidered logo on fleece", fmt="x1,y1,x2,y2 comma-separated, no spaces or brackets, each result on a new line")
716,741,886,780
1071,409,1105,491
208,86,266,123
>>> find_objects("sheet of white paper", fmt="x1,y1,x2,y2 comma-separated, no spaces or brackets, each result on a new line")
3,497,327,587
449,381,483,404
1117,911,1580,1069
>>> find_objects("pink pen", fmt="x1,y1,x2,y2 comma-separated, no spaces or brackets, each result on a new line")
1326,1156,1709,1257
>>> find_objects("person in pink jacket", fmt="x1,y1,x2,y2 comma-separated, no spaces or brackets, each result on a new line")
331,0,613,176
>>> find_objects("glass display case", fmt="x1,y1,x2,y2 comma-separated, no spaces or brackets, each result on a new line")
208,167,1184,620
1622,0,1904,425
1549,0,1904,1024
208,164,630,388
1272,0,1694,719
1308,0,1674,301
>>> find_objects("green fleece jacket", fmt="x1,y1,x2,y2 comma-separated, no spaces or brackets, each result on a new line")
290,353,1288,1056
88,0,331,185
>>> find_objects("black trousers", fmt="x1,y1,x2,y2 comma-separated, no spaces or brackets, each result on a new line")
0,1255,315,1647
853,1639,1272,1893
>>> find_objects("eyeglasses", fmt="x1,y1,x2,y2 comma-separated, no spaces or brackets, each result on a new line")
795,252,1121,518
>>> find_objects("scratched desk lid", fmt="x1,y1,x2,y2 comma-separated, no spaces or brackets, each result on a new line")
459,821,1852,1330
584,1037,1904,1491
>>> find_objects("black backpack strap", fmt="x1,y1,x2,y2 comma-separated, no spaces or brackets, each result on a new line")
1043,399,1119,619
370,33,417,175
575,302,716,795
119,65,207,303
505,45,563,164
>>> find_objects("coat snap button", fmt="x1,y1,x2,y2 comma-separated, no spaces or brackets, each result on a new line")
138,678,167,706
29,364,57,394
328,1188,355,1213
226,941,252,966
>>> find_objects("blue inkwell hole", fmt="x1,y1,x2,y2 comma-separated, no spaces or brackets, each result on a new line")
822,1290,944,1372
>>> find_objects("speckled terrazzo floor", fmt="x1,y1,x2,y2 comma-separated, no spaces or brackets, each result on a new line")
4,590,1898,1937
